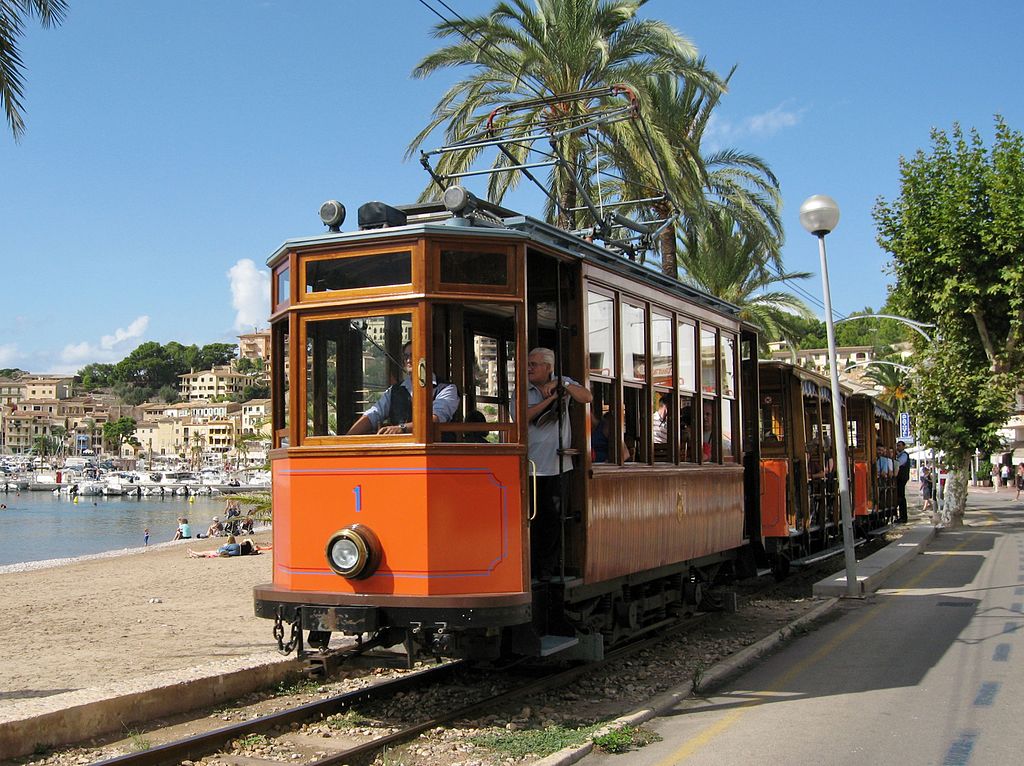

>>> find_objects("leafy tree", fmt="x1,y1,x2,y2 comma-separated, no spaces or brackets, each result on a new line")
874,116,1024,525
77,362,115,390
1,0,67,140
0,367,27,378
407,0,721,230
157,384,179,403
862,362,910,409
102,417,138,454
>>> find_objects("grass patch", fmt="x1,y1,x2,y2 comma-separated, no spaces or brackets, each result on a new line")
125,729,152,752
274,677,320,697
236,733,271,749
327,709,373,729
593,725,661,753
468,724,600,758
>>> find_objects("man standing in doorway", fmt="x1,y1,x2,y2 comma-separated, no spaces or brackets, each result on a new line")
527,347,592,579
895,440,910,523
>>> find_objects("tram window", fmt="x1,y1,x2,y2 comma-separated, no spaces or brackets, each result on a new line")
590,380,624,464
677,322,695,392
622,302,646,382
721,399,737,464
304,313,412,438
679,395,697,463
440,249,508,286
624,386,647,463
275,267,290,308
760,393,786,447
701,397,718,462
653,391,673,464
847,419,860,449
720,334,736,398
272,322,290,447
700,328,717,395
588,292,614,377
652,313,672,386
305,251,411,293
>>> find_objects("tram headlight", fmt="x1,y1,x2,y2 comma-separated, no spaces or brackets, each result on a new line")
319,200,346,231
326,525,381,579
443,185,478,216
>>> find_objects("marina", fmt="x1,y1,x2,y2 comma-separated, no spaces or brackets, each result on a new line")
0,492,238,568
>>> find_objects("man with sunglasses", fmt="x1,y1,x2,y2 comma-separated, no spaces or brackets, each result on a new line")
347,341,458,435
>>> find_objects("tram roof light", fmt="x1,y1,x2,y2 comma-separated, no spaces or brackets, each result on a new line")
443,185,478,217
319,200,346,231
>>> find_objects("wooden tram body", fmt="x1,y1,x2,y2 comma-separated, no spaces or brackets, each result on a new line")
253,196,762,661
757,361,898,575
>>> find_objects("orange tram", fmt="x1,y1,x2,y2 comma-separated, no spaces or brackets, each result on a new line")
252,191,893,663
758,361,899,578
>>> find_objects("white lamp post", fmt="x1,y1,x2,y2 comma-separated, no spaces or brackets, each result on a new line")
800,194,860,597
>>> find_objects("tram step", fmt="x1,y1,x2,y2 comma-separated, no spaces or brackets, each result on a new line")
538,634,579,656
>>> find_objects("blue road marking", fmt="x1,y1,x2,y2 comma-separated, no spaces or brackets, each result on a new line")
1004,622,1019,635
1011,603,1023,613
973,682,999,706
1016,587,1024,596
943,731,978,766
993,643,1011,661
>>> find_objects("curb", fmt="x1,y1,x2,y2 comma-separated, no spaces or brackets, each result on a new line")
0,653,301,760
533,597,839,766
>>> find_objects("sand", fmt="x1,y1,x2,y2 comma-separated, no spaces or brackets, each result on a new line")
0,532,277,716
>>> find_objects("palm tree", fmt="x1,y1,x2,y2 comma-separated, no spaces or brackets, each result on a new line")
600,69,782,279
863,363,910,408
676,210,814,350
407,0,721,229
1,0,67,140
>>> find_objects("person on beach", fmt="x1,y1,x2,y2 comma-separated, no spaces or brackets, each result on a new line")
188,534,241,558
172,517,191,540
144,527,150,547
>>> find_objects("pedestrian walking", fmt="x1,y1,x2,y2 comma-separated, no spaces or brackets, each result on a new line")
895,441,910,523
920,466,933,514
1015,464,1024,501
143,527,150,547
1000,462,1010,487
991,464,1000,493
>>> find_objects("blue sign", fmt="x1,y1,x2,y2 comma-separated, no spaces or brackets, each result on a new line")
899,412,912,440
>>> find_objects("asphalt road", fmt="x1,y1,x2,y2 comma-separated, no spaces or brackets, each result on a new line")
581,492,1024,766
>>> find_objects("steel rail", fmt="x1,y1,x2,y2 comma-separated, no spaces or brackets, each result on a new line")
90,660,465,766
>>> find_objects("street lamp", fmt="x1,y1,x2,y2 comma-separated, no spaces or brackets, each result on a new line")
800,194,860,598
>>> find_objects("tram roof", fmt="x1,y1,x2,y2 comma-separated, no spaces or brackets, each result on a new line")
268,199,743,319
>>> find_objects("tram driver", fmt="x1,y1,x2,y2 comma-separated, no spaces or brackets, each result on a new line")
346,341,459,435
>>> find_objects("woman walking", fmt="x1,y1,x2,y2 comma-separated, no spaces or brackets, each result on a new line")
920,466,933,514
1015,463,1024,501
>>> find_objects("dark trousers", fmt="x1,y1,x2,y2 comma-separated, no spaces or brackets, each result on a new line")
897,478,909,522
530,474,565,578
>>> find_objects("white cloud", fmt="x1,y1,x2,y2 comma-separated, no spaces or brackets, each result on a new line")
0,344,19,367
228,259,271,332
706,102,803,150
100,315,150,350
60,315,150,368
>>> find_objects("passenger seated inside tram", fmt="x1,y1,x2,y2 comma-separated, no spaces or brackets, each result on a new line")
806,438,826,480
591,407,630,463
347,341,459,435
462,409,490,443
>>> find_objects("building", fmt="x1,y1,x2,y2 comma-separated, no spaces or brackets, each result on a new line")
238,329,271,363
178,366,252,401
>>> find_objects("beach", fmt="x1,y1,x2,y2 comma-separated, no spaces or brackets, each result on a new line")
0,532,276,718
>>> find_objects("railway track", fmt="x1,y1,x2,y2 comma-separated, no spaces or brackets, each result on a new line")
89,613,715,766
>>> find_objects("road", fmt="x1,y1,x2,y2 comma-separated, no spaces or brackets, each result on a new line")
580,492,1024,765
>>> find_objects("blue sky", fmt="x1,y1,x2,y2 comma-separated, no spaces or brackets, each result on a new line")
3,1,1023,374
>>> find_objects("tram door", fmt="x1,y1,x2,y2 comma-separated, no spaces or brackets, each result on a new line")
525,250,586,576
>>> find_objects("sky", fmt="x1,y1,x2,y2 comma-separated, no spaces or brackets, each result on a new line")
3,1,1023,374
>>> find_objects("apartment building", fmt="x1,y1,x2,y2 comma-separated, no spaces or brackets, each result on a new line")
178,366,252,401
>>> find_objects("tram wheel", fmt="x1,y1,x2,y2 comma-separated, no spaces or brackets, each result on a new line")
771,556,791,581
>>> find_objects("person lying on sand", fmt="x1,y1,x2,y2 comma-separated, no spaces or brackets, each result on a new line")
187,538,271,558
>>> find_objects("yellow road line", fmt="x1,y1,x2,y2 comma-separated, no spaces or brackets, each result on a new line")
655,531,979,765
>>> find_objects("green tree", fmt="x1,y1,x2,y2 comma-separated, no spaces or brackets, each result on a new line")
407,0,720,229
77,362,115,390
874,117,1024,525
862,362,910,409
1,0,67,140
0,367,27,378
676,210,814,351
102,417,137,455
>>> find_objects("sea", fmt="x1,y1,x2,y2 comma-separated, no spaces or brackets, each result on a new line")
0,490,229,567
